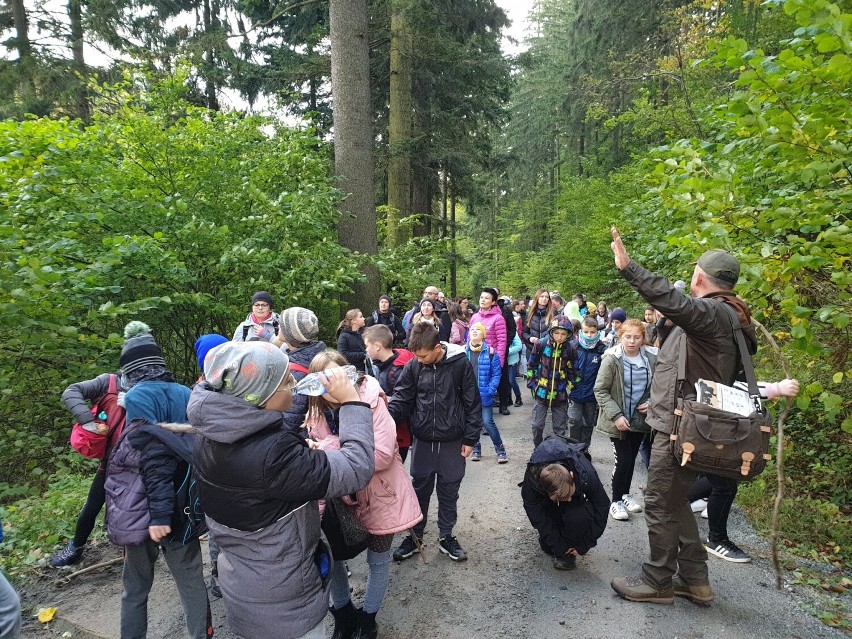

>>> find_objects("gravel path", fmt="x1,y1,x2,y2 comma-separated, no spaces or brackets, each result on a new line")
25,401,848,638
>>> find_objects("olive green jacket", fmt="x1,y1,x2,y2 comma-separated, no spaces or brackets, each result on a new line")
594,345,658,440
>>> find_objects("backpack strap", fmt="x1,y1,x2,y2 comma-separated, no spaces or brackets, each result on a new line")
242,324,249,341
373,311,379,324
675,301,760,409
289,362,309,375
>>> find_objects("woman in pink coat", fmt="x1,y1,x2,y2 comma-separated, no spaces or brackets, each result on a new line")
305,349,422,639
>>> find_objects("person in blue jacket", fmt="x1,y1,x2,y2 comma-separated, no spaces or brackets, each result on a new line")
521,437,609,570
568,316,608,447
466,322,508,463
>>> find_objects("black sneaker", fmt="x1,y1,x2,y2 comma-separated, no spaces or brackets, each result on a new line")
438,535,467,561
50,541,85,567
514,399,523,407
705,539,751,563
553,554,576,570
499,407,511,416
393,535,421,561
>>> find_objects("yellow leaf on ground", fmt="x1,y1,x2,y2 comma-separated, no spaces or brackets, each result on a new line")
37,607,57,623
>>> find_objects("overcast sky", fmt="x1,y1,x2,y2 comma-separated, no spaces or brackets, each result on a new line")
497,0,535,55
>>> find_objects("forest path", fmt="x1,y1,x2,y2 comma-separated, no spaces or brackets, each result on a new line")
21,401,848,638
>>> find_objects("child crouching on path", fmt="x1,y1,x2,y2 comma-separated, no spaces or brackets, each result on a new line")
305,350,422,639
526,316,578,447
521,437,609,570
188,341,375,639
466,322,508,463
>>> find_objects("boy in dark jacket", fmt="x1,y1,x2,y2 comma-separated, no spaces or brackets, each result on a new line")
526,316,577,447
521,437,609,570
389,322,483,563
568,316,608,447
363,323,416,460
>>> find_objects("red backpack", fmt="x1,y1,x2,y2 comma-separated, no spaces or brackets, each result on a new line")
70,374,126,459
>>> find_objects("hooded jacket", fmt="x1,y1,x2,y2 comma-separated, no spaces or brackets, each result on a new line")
526,322,577,404
388,343,483,446
337,328,367,369
569,339,607,403
465,343,501,408
187,385,375,639
520,438,609,556
469,305,508,367
619,260,757,434
307,376,422,535
594,344,658,439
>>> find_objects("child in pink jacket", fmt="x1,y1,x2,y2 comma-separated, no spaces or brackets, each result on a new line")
305,350,422,639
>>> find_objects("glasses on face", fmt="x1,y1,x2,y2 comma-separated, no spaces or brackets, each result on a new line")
280,371,296,391
253,302,270,308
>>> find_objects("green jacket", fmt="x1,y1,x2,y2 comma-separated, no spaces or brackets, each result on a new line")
619,260,756,434
594,345,658,440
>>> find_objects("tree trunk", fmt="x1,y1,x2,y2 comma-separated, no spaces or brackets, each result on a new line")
386,0,413,248
10,0,34,98
410,74,432,238
449,187,457,298
202,0,220,111
329,0,378,311
67,0,89,120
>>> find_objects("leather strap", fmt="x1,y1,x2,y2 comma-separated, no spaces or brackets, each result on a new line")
675,300,760,409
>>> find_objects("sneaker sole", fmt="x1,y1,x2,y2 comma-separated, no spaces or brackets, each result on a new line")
393,548,420,561
705,544,751,563
438,546,467,562
497,458,508,464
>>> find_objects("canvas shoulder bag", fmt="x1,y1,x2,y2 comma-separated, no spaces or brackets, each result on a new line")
669,303,772,481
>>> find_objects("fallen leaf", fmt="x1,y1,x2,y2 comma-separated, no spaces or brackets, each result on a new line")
37,607,57,623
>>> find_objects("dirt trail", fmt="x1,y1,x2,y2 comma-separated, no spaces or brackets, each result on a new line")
20,402,848,638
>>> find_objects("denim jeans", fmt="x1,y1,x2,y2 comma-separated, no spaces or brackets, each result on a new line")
508,363,522,401
474,405,505,454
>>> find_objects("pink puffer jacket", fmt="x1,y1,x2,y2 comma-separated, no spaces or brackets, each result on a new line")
307,376,422,535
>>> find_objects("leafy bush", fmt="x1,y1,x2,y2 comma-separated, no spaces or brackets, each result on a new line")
0,69,360,492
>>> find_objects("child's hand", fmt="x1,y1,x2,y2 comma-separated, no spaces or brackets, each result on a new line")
149,525,171,543
615,416,630,432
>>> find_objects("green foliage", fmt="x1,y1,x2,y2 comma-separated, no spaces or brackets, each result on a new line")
0,69,358,491
623,0,850,459
0,472,102,576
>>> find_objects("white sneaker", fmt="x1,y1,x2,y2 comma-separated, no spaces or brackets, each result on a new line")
622,494,643,513
609,501,629,521
690,498,708,513
701,507,708,519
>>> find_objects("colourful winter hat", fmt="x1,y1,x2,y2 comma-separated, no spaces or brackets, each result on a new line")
204,341,289,406
120,321,166,375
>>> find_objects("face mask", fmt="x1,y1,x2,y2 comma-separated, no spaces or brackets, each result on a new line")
579,333,600,349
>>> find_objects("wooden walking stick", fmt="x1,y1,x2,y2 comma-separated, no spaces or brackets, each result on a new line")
752,318,792,591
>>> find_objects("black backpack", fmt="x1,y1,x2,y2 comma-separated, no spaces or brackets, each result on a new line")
173,463,207,544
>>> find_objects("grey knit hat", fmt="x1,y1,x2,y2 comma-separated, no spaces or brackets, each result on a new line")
279,307,319,347
120,321,166,374
204,341,289,406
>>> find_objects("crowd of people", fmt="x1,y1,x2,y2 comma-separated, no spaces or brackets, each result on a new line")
0,231,800,639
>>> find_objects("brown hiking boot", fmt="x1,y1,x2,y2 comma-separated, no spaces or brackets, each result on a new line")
611,575,674,604
672,575,715,604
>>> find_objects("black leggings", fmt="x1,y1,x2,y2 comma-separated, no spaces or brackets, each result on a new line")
610,432,645,502
688,474,738,544
73,467,107,547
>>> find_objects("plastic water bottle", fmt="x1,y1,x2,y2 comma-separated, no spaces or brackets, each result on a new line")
293,365,359,396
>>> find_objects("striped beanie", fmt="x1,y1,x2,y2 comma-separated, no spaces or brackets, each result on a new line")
279,307,319,347
120,321,166,374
